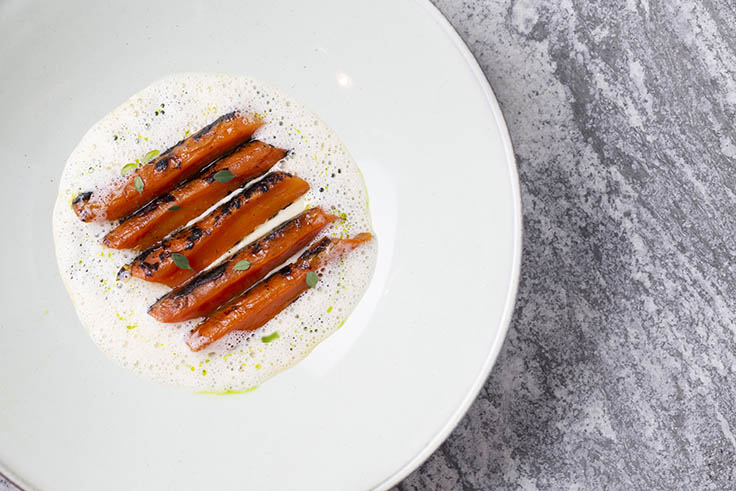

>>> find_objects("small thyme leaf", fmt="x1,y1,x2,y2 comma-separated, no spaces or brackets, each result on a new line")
171,253,192,270
168,205,181,211
134,176,144,195
213,169,236,183
233,260,251,271
306,271,319,288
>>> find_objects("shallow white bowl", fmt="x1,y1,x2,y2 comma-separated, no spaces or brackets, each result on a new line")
0,0,521,490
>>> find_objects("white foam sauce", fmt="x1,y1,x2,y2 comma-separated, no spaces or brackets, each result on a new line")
52,73,377,392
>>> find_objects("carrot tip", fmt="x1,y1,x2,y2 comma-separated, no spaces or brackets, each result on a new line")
353,232,373,242
117,266,131,281
186,332,205,352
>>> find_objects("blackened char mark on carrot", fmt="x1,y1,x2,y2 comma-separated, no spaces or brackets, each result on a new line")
254,237,331,281
131,224,203,269
169,262,229,298
299,237,331,262
214,171,293,224
272,239,332,279
72,191,92,205
127,193,176,220
244,217,292,256
197,142,251,184
139,261,160,277
124,252,161,278
154,155,175,172
243,171,291,199
216,194,244,220
130,242,165,274
198,141,258,184
158,111,238,160
191,111,237,141
185,226,204,250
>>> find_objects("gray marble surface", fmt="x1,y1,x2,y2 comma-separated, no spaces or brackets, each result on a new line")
396,0,736,489
4,0,736,490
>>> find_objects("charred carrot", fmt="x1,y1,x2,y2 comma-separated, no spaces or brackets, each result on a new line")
72,112,262,222
103,141,286,250
186,233,372,352
123,171,309,287
148,207,337,322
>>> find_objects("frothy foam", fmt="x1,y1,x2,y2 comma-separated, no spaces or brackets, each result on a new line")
52,73,377,391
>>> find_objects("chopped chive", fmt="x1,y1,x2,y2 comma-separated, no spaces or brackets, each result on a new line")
168,205,181,211
213,169,236,183
134,176,144,195
233,260,251,271
171,253,192,270
142,149,160,162
261,332,280,343
306,271,319,288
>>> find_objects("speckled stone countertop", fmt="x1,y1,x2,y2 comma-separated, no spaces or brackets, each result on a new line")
4,1,736,490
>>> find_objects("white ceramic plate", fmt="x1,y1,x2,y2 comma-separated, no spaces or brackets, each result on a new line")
0,1,520,490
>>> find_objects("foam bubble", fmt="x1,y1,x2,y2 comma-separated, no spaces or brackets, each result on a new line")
52,73,377,391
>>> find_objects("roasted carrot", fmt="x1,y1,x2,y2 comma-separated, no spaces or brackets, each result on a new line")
122,171,309,287
186,233,372,352
72,112,262,222
148,207,337,322
102,141,286,250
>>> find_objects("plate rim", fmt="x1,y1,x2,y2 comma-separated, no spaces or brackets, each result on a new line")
372,1,522,489
0,1,522,489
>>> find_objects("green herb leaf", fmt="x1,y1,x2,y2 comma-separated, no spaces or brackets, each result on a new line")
213,169,236,183
306,271,319,288
168,205,181,211
121,163,138,176
134,176,144,195
171,252,192,270
143,149,160,162
233,260,251,271
261,332,280,343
